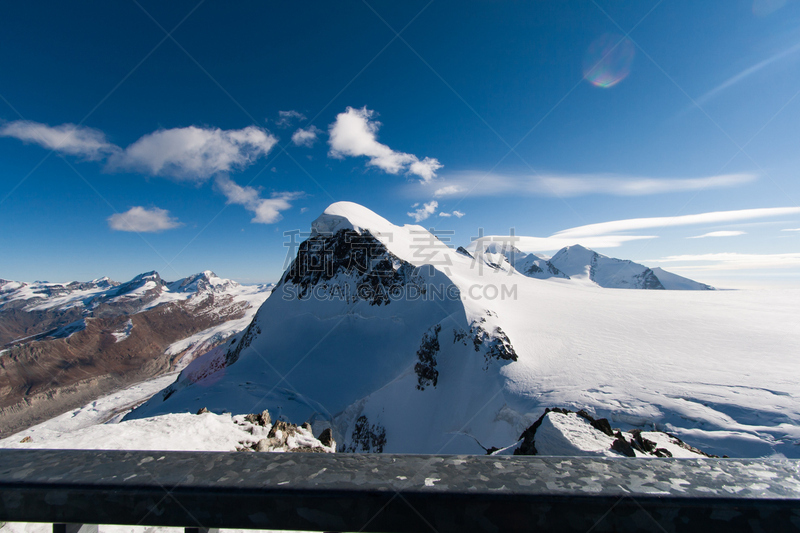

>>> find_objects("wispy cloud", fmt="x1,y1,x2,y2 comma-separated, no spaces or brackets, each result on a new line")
427,171,756,198
432,185,464,197
275,110,306,128
555,207,800,239
407,200,438,222
688,230,746,239
292,125,322,147
214,176,301,224
438,210,465,218
108,125,277,181
107,206,182,233
0,121,119,160
489,234,656,252
328,106,442,183
782,228,800,232
476,206,800,253
646,252,800,271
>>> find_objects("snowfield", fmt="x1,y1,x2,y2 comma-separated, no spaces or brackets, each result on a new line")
3,202,798,459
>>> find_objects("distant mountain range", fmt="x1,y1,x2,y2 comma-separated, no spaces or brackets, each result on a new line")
0,271,272,437
465,241,713,290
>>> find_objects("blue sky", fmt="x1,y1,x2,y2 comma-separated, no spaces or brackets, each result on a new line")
1,0,799,287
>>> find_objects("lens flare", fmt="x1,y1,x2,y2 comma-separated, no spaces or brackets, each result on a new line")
582,34,636,88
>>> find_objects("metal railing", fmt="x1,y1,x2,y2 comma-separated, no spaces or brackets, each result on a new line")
1,449,799,532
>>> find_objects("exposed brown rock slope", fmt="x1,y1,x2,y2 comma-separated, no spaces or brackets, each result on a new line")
0,272,270,438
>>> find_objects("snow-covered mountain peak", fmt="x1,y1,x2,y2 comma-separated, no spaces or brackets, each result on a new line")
168,270,239,294
89,276,116,288
467,239,524,256
550,244,595,263
311,201,397,238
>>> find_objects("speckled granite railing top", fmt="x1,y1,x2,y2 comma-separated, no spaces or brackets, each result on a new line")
1,450,799,532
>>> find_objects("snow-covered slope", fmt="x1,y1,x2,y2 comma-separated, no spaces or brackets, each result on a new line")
125,202,799,457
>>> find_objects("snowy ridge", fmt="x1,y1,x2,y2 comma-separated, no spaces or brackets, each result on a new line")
467,240,709,289
124,202,800,458
0,270,269,315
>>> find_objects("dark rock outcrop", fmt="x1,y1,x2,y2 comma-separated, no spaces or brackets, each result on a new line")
415,324,442,390
318,428,335,448
611,431,636,457
343,415,387,453
244,409,271,427
279,228,426,306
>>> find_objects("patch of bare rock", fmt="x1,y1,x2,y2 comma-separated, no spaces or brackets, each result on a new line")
508,407,721,458
193,408,336,453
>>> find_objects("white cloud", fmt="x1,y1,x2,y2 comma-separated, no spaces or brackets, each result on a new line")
646,252,800,271
438,210,465,218
215,176,301,224
433,185,465,197
782,228,800,232
438,212,451,217
409,157,443,183
328,106,442,183
424,172,757,198
452,210,465,218
0,120,119,160
688,230,746,239
1,122,279,179
0,120,290,222
107,206,182,233
276,110,306,128
407,201,438,223
292,126,321,147
108,126,277,181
